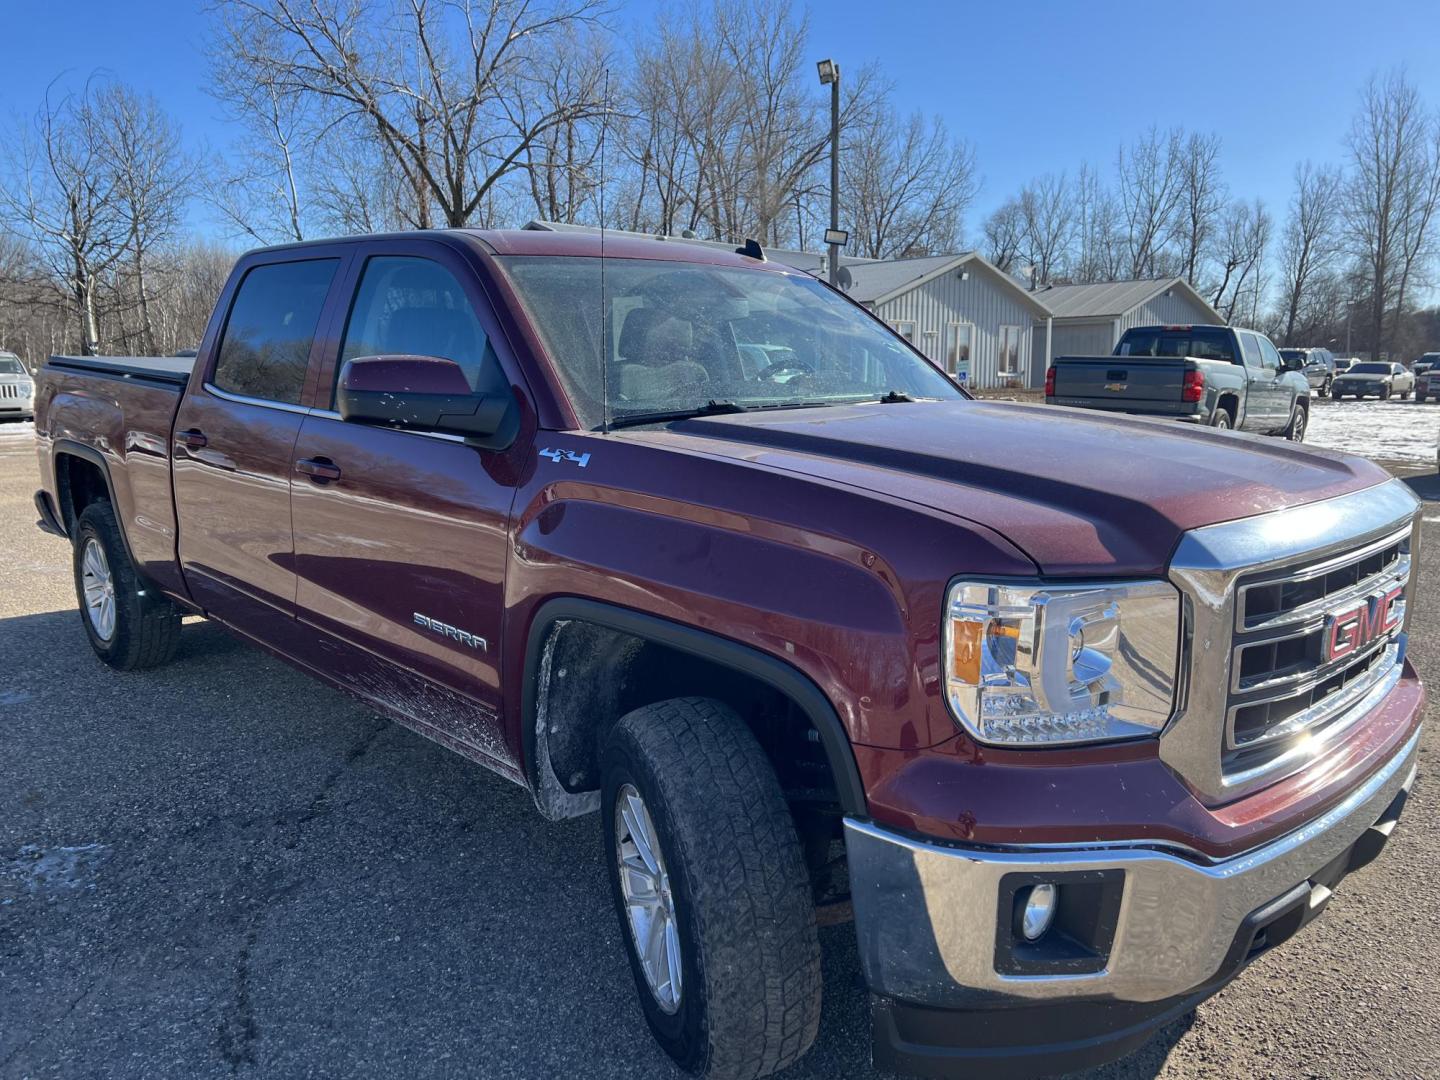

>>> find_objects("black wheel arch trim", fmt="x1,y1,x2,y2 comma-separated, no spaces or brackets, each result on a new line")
51,440,139,566
521,597,868,818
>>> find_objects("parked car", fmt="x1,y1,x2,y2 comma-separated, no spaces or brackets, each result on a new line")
33,231,1424,1080
1331,361,1415,400
1334,356,1356,373
1414,352,1440,403
0,350,35,420
1279,345,1337,393
1046,323,1311,439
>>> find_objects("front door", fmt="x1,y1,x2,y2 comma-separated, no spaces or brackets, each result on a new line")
288,247,528,768
172,255,344,641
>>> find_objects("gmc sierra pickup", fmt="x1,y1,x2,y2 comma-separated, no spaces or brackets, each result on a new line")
34,230,1423,1079
1046,323,1311,438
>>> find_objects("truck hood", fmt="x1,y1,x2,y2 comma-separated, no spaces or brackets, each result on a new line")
633,400,1391,576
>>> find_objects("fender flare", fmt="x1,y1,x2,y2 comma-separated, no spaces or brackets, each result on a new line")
521,597,868,818
51,439,140,566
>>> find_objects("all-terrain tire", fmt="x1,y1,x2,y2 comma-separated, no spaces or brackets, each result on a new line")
72,500,182,670
601,697,822,1080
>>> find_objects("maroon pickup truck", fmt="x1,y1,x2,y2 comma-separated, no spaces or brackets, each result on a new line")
33,230,1423,1079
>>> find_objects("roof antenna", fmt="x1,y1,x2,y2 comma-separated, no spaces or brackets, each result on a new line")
598,69,612,435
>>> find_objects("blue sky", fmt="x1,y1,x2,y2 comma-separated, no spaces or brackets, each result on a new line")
4,0,1439,243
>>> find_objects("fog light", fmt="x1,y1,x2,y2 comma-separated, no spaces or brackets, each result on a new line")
1020,883,1058,940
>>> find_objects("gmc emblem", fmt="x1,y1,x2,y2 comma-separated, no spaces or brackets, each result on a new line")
1323,585,1404,663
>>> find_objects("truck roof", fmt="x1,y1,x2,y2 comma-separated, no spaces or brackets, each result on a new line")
241,228,799,273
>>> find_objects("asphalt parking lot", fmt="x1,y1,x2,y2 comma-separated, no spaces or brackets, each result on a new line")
2,414,1439,1080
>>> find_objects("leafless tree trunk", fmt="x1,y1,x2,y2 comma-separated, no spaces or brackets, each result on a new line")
1116,127,1184,279
0,80,128,354
1210,198,1271,322
1018,173,1074,286
1175,131,1225,284
1278,162,1342,344
1343,71,1434,357
95,83,194,354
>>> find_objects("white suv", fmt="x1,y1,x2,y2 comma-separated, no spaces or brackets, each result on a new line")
0,352,35,420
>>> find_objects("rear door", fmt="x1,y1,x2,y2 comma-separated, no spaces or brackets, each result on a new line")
286,239,531,767
172,250,348,642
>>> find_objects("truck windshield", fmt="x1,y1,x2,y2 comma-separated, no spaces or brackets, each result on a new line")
1117,328,1236,363
497,256,961,429
0,358,24,374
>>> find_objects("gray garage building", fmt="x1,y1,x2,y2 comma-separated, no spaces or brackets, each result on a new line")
839,254,1051,388
1029,277,1224,387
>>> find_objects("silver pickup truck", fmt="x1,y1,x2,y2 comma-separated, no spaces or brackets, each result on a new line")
1046,324,1311,440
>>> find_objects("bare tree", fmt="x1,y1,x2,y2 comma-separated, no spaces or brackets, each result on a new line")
1174,131,1225,284
0,81,129,353
1072,162,1124,283
1116,127,1184,278
212,0,611,230
1277,162,1342,344
982,199,1025,274
1343,70,1436,356
94,84,194,353
1210,198,1271,322
844,101,976,259
1017,173,1074,286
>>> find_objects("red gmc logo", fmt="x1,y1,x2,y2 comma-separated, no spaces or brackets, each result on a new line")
1323,585,1404,662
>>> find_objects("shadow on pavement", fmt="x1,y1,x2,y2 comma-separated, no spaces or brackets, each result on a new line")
0,607,1199,1080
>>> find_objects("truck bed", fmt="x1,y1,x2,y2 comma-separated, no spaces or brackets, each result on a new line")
46,354,193,388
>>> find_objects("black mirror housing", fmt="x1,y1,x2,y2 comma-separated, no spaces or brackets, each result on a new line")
337,355,519,449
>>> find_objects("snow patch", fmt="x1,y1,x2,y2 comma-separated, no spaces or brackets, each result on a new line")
1304,399,1439,465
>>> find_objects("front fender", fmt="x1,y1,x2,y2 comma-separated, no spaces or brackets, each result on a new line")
502,437,1037,755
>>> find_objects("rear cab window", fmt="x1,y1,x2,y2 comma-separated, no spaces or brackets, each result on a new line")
1118,328,1236,363
212,259,339,404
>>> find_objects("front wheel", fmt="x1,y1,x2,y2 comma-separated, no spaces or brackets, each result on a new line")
601,698,821,1079
71,500,182,670
1331,388,1344,400
1418,392,1429,403
1380,385,1392,400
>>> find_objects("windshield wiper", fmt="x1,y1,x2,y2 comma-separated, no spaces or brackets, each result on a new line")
606,399,748,429
877,389,914,403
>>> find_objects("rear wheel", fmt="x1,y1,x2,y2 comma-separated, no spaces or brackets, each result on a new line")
1285,402,1308,442
71,501,182,670
1210,408,1232,429
601,698,822,1079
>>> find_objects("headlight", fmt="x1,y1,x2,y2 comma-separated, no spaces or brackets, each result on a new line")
943,580,1180,746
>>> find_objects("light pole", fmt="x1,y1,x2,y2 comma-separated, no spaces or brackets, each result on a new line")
817,59,845,286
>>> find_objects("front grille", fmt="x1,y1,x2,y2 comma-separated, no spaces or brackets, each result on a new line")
0,383,27,400
1224,526,1411,777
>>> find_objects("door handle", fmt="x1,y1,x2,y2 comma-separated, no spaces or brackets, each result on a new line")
176,428,207,450
296,457,342,482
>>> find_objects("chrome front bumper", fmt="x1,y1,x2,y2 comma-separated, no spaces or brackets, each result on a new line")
847,728,1419,1008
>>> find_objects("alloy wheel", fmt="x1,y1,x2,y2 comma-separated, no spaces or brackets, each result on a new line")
81,538,116,641
615,783,683,1014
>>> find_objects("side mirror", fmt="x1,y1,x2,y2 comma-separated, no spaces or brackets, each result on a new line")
337,355,518,449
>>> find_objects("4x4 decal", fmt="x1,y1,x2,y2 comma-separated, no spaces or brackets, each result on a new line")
539,448,591,468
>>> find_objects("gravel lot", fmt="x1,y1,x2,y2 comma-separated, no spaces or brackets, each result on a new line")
1,413,1438,1080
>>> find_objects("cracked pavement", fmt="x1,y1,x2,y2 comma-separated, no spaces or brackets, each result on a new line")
2,425,1439,1079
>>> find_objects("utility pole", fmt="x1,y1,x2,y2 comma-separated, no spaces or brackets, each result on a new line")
817,59,844,286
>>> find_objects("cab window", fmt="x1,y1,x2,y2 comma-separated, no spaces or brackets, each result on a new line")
213,259,339,404
335,256,503,404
